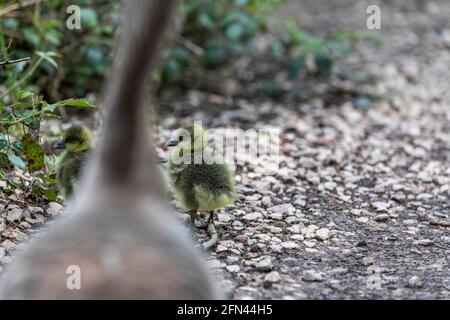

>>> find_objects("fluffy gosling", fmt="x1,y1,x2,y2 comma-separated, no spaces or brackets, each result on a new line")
167,124,235,248
55,124,92,197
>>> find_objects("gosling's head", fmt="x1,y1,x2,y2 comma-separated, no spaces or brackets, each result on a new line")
167,124,207,151
55,125,91,153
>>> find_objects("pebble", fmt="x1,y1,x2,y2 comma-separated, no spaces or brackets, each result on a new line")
301,225,319,239
355,217,369,223
281,241,300,249
408,276,423,288
267,204,295,218
362,257,375,266
253,257,273,272
242,212,263,221
46,202,64,216
264,271,281,283
302,270,324,282
374,214,389,222
1,239,16,252
234,234,248,243
206,259,224,269
226,265,241,273
371,201,390,211
315,228,330,241
217,212,234,223
413,239,434,246
6,208,23,222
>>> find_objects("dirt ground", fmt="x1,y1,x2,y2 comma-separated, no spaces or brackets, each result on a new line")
162,0,449,299
0,0,449,299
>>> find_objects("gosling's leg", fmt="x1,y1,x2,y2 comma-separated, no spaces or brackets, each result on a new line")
189,210,208,232
206,210,215,225
202,211,218,250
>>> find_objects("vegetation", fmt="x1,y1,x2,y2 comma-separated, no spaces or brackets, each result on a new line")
0,0,377,203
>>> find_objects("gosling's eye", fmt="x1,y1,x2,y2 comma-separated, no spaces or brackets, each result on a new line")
178,136,184,142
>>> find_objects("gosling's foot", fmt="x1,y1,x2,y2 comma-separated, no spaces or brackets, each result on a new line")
202,223,218,250
194,218,209,229
192,225,204,235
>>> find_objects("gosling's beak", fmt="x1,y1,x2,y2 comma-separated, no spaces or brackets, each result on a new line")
166,140,178,147
54,141,66,149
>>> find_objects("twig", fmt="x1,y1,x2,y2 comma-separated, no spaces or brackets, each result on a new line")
0,56,30,66
0,0,46,17
176,37,205,56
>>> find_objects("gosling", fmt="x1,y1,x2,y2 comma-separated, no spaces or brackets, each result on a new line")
167,124,235,248
55,124,92,197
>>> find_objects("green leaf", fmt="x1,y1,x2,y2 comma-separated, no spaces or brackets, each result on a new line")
201,47,227,68
23,28,40,46
57,98,95,108
21,134,44,172
0,152,9,167
81,8,99,29
9,102,33,108
44,103,58,113
0,139,7,150
16,90,34,100
43,188,57,202
226,23,244,40
7,152,25,169
288,58,304,79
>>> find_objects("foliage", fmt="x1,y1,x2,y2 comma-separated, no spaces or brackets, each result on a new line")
0,90,94,201
0,0,118,101
156,0,280,85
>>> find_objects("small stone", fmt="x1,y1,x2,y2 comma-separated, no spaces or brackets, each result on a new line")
217,213,234,223
362,257,375,266
1,239,16,252
355,217,369,223
264,271,281,283
371,201,390,211
206,259,224,269
226,265,240,273
323,181,337,191
303,240,316,248
232,220,244,231
46,202,64,216
267,204,295,218
281,241,299,249
414,239,434,246
242,212,263,221
302,270,324,282
6,208,23,222
0,221,5,233
408,276,422,288
234,234,248,243
403,219,417,225
245,194,262,201
29,206,44,214
288,224,304,234
374,214,389,222
254,257,273,272
315,228,330,241
261,196,272,208
301,225,319,239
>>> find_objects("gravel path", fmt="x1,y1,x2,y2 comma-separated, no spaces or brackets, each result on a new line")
161,0,450,299
0,0,449,299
